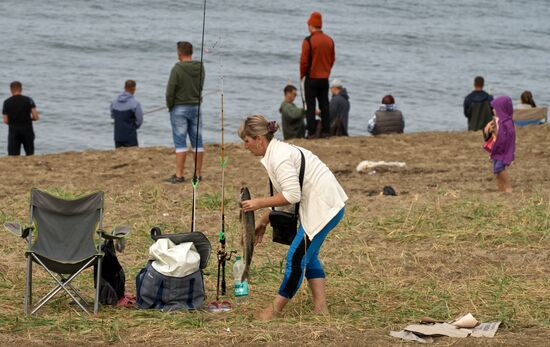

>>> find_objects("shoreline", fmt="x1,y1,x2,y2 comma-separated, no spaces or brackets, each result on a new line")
1,128,486,159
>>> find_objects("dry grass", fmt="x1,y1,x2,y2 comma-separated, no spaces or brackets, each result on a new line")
0,126,550,345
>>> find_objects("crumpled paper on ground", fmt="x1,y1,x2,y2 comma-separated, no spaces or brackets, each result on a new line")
389,313,501,343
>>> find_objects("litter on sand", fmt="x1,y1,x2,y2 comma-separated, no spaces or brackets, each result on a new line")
356,160,406,173
389,330,434,344
390,313,501,343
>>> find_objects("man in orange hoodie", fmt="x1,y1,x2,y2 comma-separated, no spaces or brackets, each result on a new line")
300,12,335,139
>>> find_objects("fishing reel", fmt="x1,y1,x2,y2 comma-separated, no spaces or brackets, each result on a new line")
218,248,237,262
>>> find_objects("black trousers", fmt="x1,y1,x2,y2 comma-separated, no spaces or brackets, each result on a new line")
8,127,34,156
305,77,330,137
115,139,138,148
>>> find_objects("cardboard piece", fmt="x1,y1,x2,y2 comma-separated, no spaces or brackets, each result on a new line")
404,323,471,338
389,330,434,343
391,313,501,343
420,317,445,324
471,322,501,338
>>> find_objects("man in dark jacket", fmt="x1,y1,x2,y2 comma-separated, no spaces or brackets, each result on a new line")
367,95,404,135
2,81,39,156
110,80,143,148
463,76,493,131
328,79,349,136
300,11,335,138
165,41,205,184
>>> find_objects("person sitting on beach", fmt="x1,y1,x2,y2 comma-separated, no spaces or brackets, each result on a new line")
483,96,515,193
2,81,39,156
513,90,547,126
239,115,347,320
367,94,404,135
110,80,143,148
463,76,493,131
328,79,350,136
165,41,206,183
279,85,306,140
515,90,536,109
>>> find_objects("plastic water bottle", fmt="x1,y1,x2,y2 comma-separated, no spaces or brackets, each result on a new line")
233,256,249,303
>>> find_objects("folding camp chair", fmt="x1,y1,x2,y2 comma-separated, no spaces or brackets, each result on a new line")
4,188,130,315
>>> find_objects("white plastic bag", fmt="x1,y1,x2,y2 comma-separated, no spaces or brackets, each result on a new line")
149,239,200,277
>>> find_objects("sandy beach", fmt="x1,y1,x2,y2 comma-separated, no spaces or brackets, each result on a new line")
0,126,549,345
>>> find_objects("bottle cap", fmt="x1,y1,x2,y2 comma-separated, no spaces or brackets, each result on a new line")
236,256,241,260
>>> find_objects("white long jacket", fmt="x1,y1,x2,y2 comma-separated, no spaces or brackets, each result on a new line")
260,139,348,240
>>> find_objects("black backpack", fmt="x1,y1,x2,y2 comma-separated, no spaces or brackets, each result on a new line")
94,239,125,305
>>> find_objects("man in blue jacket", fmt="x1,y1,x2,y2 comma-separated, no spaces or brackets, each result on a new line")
110,80,143,148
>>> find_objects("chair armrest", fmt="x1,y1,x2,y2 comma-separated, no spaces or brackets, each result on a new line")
98,226,130,253
4,222,33,239
4,222,22,237
98,231,125,240
98,225,131,240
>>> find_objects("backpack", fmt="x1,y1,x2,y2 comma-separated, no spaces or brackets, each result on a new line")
94,239,125,305
468,100,493,131
135,262,205,311
135,231,211,311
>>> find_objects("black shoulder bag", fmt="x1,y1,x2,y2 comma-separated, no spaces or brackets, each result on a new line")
269,149,305,245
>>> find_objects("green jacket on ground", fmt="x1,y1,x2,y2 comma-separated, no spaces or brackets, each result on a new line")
166,61,205,110
279,101,306,140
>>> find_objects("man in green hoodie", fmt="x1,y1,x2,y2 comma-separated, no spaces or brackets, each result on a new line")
279,85,306,140
165,41,206,183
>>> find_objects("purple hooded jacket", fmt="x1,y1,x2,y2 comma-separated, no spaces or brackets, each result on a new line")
490,96,516,165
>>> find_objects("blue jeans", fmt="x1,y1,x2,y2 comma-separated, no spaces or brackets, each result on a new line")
170,105,203,152
278,207,345,299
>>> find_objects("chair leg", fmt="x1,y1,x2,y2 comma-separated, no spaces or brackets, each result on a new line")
24,255,32,316
31,256,94,315
66,282,89,307
94,256,102,314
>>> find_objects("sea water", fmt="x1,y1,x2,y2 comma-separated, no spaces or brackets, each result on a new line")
0,0,549,154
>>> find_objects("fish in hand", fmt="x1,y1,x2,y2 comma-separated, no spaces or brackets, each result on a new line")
240,186,255,282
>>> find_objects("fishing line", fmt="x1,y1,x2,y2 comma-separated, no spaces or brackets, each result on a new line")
190,0,208,232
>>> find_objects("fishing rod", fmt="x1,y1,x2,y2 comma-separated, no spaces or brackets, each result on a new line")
218,37,227,298
141,91,219,116
143,106,167,115
216,37,228,300
214,36,236,302
190,0,207,233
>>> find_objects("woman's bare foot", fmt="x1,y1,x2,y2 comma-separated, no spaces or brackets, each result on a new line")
255,305,278,321
313,305,329,315
256,296,289,321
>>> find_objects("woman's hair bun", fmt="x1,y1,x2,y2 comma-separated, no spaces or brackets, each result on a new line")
267,120,279,133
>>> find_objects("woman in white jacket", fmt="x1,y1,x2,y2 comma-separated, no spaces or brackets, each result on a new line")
239,115,348,320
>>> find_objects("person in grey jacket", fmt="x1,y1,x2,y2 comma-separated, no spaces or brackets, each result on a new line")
328,79,349,136
367,94,404,135
110,80,143,148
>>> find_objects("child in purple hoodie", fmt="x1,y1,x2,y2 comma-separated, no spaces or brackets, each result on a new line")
483,96,516,192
